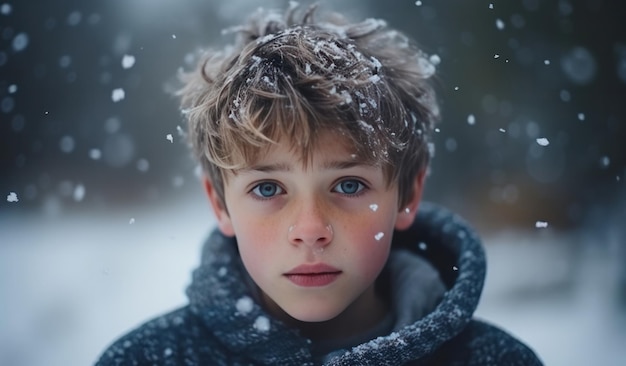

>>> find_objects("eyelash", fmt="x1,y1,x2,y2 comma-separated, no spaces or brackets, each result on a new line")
332,178,368,197
249,178,369,200
250,181,285,200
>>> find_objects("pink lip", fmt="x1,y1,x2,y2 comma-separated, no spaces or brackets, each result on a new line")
285,263,341,275
284,263,342,287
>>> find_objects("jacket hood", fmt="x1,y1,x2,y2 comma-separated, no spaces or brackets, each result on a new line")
186,202,486,365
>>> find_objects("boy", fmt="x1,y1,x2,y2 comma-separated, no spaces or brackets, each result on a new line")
96,4,542,365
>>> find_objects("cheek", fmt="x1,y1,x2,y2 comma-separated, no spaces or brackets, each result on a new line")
356,232,391,269
231,214,281,275
230,203,278,243
343,212,395,276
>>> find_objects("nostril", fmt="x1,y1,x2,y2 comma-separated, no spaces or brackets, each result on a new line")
287,223,333,247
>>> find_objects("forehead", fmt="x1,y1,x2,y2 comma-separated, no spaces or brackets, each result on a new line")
235,130,378,172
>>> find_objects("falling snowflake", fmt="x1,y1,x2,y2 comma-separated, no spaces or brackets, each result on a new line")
495,19,505,30
536,137,550,146
577,113,585,121
374,232,385,241
12,32,29,52
136,159,150,172
67,11,82,26
1,3,12,15
59,135,75,153
535,221,548,228
129,218,135,224
6,192,18,202
415,1,422,5
166,134,173,143
600,156,610,168
89,148,102,160
73,184,85,202
111,88,125,102
121,54,136,69
429,54,441,65
467,114,476,125
369,204,378,212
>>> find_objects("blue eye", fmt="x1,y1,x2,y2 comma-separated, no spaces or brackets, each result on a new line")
334,179,365,195
252,182,283,198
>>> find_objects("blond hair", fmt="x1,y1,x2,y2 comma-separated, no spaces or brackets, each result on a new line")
180,4,439,207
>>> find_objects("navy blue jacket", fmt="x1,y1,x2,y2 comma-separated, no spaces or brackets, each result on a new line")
95,203,543,365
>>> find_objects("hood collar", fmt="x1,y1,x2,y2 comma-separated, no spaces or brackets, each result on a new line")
187,202,486,365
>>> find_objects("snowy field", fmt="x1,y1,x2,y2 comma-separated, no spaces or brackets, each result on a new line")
1,194,625,366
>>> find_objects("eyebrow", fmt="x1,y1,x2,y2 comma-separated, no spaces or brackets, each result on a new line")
239,159,376,174
321,159,376,170
241,162,292,173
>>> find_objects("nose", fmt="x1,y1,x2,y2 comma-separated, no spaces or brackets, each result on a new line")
287,199,333,249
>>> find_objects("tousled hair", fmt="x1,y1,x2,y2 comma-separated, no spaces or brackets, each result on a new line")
180,3,440,207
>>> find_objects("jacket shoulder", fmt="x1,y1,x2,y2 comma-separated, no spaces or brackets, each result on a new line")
451,319,543,366
421,319,542,365
94,306,221,365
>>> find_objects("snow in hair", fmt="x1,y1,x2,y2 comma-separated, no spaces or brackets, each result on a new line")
180,3,440,207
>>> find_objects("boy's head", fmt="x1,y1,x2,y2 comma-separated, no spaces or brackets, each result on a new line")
180,4,440,329
181,4,439,210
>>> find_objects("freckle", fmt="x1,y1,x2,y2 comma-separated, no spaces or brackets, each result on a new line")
374,232,384,241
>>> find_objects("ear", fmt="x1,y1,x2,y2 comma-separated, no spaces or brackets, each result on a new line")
394,169,426,231
203,178,235,237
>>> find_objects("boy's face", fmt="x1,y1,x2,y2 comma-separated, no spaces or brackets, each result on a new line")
205,131,423,325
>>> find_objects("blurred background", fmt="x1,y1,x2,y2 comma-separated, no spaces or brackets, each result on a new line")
1,0,625,365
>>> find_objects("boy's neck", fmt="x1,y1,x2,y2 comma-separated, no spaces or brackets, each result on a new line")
261,285,389,341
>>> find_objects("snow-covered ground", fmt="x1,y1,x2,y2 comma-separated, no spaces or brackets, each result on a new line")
1,194,624,366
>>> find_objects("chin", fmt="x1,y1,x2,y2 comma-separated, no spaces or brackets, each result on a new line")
283,303,345,323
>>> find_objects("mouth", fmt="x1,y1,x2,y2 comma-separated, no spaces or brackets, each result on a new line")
284,263,342,287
